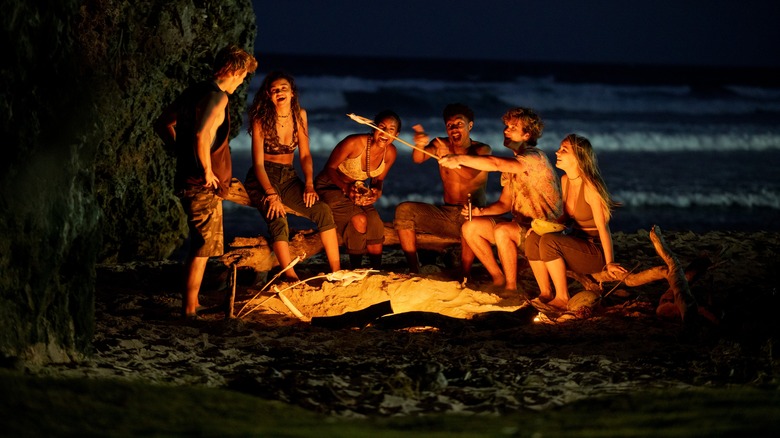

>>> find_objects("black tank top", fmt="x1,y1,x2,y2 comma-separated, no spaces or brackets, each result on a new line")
173,81,232,197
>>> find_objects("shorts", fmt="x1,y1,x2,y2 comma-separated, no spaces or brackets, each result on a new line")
179,185,224,258
393,202,464,238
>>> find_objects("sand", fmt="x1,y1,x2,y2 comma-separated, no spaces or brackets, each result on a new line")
30,230,780,416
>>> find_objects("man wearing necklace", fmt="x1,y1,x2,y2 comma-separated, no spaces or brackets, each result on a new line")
393,103,491,276
439,107,562,295
315,110,400,269
154,45,257,319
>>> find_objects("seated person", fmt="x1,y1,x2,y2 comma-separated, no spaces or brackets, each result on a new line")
315,110,400,269
525,134,626,310
393,103,491,275
439,107,562,293
244,71,341,281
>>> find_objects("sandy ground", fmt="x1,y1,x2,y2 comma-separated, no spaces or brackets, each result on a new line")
32,229,780,417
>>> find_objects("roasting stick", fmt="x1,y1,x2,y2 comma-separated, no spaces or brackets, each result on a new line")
346,113,440,161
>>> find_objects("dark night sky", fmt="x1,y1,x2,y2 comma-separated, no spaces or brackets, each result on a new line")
252,0,780,67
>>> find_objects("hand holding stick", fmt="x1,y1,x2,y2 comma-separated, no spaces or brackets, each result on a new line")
347,113,440,161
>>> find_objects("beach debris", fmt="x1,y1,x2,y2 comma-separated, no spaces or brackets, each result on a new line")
650,225,699,324
278,290,308,321
237,269,379,319
310,300,394,329
235,256,302,317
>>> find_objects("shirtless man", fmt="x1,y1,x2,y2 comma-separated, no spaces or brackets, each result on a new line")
393,103,491,275
439,107,562,293
154,45,257,318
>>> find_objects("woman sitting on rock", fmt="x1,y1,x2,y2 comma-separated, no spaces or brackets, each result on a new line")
244,71,341,281
525,134,627,310
315,110,400,269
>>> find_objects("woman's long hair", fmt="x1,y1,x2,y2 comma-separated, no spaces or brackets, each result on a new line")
247,71,306,141
564,133,620,221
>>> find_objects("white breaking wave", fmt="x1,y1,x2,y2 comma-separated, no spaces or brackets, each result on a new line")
615,189,780,209
236,72,780,154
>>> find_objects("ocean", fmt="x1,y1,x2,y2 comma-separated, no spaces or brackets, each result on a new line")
224,55,780,242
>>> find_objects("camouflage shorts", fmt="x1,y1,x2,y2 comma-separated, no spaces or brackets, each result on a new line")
179,186,223,257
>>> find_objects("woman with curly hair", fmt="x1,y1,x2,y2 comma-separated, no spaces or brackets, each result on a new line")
244,71,341,280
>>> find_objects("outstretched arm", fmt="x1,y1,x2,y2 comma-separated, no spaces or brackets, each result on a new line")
440,154,523,173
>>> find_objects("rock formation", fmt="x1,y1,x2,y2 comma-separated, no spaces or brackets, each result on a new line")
0,0,256,364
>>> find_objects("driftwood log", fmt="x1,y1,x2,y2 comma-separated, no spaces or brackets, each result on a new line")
219,225,459,272
567,226,705,323
219,179,461,271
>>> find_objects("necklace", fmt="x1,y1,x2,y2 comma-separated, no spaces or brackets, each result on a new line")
277,110,291,128
569,174,582,180
365,135,372,180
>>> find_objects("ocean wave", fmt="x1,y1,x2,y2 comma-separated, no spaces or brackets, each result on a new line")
614,189,780,209
286,75,780,117
231,128,780,154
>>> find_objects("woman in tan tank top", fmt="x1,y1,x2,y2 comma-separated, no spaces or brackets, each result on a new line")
525,134,627,310
315,110,400,269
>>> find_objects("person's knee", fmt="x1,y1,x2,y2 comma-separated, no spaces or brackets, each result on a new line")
493,223,514,241
524,233,541,260
350,213,368,234
461,220,478,238
268,218,290,242
539,234,563,260
309,202,335,229
393,202,415,227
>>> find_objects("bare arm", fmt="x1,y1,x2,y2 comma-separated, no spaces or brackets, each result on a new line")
250,120,286,219
410,125,433,164
443,143,492,180
585,182,626,278
471,183,512,217
322,135,362,193
195,91,229,189
440,154,524,173
296,109,318,207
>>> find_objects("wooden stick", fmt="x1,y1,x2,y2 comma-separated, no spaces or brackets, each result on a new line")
600,262,641,300
278,291,308,321
225,264,236,319
236,255,302,317
347,113,440,161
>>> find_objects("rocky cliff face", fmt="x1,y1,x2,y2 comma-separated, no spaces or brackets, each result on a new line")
0,0,256,364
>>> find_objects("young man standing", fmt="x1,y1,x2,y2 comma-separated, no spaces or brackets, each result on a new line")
154,45,258,318
439,107,562,294
393,103,491,275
